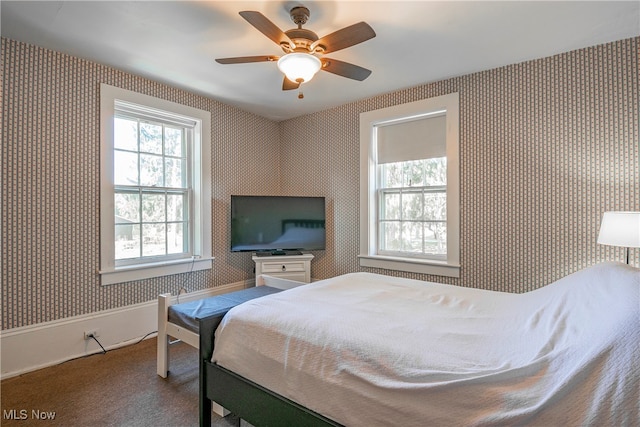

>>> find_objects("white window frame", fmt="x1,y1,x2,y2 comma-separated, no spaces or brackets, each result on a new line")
359,93,460,277
99,84,212,285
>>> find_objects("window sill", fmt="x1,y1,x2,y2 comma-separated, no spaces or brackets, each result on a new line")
99,257,213,286
358,254,460,278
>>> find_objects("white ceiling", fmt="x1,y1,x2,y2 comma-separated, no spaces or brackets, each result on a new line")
2,1,639,121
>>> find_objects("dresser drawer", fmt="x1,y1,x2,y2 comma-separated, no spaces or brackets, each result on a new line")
253,253,314,284
261,261,306,273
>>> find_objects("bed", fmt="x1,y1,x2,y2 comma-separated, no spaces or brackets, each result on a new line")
199,261,640,426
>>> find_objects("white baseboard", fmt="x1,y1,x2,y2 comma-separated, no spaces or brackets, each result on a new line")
0,281,251,379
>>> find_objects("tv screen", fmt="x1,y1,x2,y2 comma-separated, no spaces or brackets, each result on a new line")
230,195,326,253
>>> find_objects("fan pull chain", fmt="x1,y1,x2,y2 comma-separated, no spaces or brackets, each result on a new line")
298,91,304,99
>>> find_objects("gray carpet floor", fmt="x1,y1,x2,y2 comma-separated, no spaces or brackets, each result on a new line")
1,336,231,426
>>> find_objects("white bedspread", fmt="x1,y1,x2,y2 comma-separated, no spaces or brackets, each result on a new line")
213,262,640,426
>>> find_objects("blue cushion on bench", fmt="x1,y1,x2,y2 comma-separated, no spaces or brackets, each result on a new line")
168,286,281,333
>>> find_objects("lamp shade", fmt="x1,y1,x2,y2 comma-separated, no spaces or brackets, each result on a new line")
597,211,640,247
277,53,321,84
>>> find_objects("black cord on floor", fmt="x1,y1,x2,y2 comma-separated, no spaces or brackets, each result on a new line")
87,330,157,353
134,330,158,345
88,334,107,354
52,330,160,368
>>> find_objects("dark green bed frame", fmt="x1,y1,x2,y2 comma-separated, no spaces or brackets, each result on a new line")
198,313,343,427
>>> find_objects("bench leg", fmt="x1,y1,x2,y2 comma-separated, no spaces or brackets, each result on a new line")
157,293,171,378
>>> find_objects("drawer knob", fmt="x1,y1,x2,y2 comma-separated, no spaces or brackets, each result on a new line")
282,265,286,271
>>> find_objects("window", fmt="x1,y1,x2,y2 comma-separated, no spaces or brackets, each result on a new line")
100,84,212,285
359,93,460,277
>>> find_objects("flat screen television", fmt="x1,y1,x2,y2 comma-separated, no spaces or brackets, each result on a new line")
230,195,326,254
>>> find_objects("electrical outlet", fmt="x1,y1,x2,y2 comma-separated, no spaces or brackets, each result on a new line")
84,329,99,340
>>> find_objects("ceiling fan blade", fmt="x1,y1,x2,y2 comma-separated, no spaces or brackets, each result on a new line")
282,77,300,91
311,22,376,54
216,55,279,64
239,11,295,50
321,58,372,81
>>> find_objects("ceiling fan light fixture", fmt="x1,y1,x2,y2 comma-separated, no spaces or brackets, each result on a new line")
277,53,321,84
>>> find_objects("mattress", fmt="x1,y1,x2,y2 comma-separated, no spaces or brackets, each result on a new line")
168,286,281,333
212,262,640,426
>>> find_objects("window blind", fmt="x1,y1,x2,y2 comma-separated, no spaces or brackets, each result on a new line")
376,114,446,164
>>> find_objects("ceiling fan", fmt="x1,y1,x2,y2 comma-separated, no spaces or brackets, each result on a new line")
216,6,376,96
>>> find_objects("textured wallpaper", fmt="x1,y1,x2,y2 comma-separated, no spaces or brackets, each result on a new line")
1,38,281,330
280,37,639,290
2,36,638,330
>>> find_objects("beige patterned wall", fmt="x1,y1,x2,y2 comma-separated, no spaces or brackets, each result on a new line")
2,36,638,330
1,38,281,330
281,37,639,291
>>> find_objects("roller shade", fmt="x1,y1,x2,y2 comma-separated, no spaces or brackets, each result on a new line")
377,114,446,164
